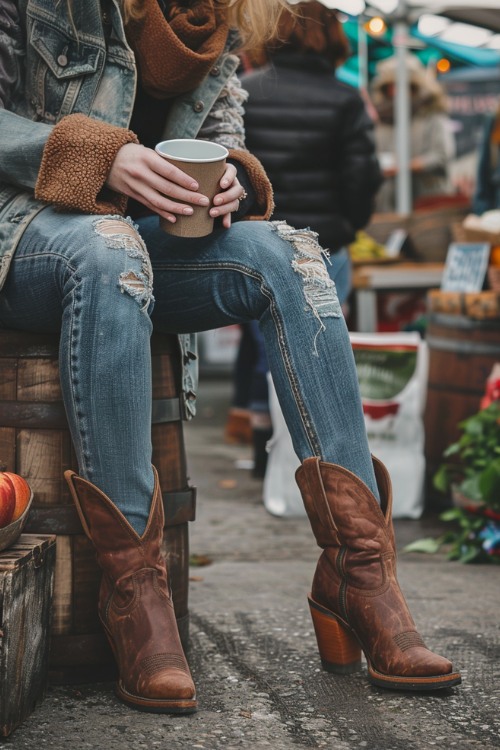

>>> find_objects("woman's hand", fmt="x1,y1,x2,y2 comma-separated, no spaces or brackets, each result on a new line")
107,143,246,227
106,143,211,224
210,162,245,229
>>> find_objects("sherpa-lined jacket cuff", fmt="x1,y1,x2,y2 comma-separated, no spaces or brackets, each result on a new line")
227,148,274,221
35,114,139,214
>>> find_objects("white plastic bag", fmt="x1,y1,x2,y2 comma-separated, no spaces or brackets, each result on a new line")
263,332,428,518
262,372,305,517
350,332,428,519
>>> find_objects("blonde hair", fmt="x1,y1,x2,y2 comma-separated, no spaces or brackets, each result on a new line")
121,0,288,50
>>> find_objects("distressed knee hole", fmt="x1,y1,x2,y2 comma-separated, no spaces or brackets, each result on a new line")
120,270,148,297
270,221,341,352
92,215,154,309
94,217,138,240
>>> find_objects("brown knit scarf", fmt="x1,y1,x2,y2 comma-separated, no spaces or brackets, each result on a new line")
125,0,229,99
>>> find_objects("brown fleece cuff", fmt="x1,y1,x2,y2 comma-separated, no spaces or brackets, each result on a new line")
227,148,274,221
35,114,139,215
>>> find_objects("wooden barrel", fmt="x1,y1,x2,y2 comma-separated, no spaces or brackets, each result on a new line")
424,313,500,490
0,329,196,683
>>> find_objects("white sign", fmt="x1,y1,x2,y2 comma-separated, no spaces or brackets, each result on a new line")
441,242,490,292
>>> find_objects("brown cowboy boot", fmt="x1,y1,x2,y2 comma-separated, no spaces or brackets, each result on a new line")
296,457,461,691
65,467,197,713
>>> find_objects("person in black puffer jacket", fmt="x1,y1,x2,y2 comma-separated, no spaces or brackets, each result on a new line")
241,1,382,263
227,0,383,478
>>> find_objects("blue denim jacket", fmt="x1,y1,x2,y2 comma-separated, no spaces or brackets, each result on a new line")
0,0,243,417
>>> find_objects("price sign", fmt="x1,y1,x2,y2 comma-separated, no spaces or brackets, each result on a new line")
441,242,490,292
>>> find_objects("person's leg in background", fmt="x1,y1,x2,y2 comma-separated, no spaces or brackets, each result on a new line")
224,323,256,445
248,318,273,477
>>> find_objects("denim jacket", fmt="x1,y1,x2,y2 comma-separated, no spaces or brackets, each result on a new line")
0,0,243,417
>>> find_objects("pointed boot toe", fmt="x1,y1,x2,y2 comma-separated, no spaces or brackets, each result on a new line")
146,669,197,701
117,667,197,714
367,646,461,691
404,648,454,678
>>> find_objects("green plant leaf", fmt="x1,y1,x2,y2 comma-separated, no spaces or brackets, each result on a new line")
459,545,484,564
433,464,451,493
403,537,443,554
441,530,459,543
440,507,465,521
459,475,483,502
479,458,500,503
443,442,461,457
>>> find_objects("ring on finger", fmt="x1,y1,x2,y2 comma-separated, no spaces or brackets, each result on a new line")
237,189,248,203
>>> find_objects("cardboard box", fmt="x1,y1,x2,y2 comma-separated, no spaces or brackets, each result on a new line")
0,534,56,737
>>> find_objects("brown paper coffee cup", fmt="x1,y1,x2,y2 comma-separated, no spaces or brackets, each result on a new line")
155,139,229,237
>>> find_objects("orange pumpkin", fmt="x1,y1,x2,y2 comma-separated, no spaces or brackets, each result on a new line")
0,471,32,522
490,246,500,267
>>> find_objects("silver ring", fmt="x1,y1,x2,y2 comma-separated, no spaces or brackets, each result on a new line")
238,190,248,203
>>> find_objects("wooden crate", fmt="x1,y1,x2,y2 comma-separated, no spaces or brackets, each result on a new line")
0,534,56,737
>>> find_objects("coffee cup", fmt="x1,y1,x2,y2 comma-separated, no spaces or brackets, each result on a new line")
155,139,229,237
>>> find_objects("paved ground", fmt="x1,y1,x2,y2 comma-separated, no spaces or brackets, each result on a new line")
5,377,500,749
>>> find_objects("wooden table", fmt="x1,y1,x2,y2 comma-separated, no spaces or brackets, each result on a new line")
352,262,444,332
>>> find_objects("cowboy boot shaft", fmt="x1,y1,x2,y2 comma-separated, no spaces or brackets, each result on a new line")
67,473,166,580
67,471,170,620
297,458,393,553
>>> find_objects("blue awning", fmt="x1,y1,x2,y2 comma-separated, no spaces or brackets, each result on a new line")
412,29,500,67
337,17,500,87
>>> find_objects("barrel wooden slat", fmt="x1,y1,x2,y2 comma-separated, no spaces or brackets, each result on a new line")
0,359,17,469
17,429,75,506
72,535,101,634
18,358,61,401
0,329,195,683
163,523,190,649
0,427,16,469
151,335,187,493
0,359,16,398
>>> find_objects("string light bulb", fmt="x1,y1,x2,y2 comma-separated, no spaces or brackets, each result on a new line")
364,16,387,36
436,57,451,73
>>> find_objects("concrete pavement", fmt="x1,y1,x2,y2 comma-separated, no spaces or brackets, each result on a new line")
6,377,500,750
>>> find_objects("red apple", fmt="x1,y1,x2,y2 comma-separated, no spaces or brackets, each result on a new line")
4,472,32,521
0,473,16,528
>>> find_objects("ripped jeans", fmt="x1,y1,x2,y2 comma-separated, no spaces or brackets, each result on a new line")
0,208,377,533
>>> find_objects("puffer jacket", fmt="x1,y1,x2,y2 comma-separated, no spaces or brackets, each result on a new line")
240,51,383,253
